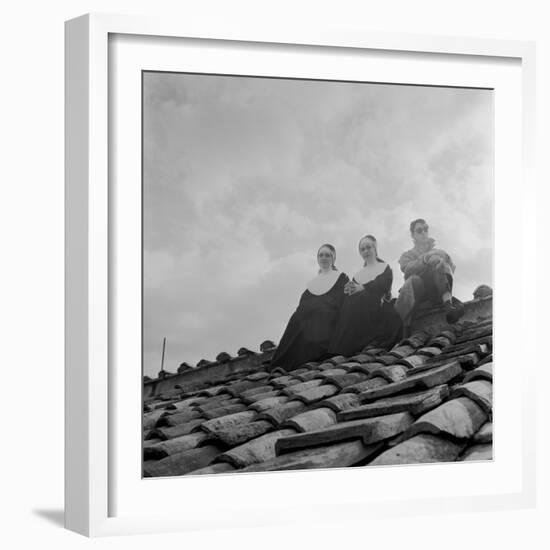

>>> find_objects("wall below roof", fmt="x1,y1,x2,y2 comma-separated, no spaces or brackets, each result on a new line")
144,350,275,399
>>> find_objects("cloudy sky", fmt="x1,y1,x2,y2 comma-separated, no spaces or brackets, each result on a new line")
142,72,493,377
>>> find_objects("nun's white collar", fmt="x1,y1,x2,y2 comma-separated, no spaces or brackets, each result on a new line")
353,261,387,285
307,269,341,296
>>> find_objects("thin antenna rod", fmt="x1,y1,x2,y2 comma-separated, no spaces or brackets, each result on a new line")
160,337,166,372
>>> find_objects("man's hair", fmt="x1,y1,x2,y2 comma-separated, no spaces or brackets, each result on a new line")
410,218,427,234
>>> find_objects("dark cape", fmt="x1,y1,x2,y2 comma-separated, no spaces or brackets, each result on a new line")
271,272,349,370
328,264,401,356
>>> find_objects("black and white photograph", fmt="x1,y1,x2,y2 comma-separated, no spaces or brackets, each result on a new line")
2,0,546,543
142,72,494,477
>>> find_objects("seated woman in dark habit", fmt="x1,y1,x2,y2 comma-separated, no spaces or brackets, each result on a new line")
328,235,401,356
271,244,349,370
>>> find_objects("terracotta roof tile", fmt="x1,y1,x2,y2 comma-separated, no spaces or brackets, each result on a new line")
339,361,362,369
455,326,492,345
439,338,492,357
148,418,205,441
344,376,389,394
143,409,168,431
286,367,311,377
144,432,210,460
463,363,493,383
196,385,227,397
143,445,221,477
210,420,274,447
269,374,302,388
397,355,429,369
291,383,339,405
370,434,465,465
143,439,162,450
456,353,481,370
224,379,271,397
150,398,179,409
202,403,248,420
240,440,383,472
275,412,413,454
406,357,459,376
248,395,289,412
362,346,386,355
316,362,340,371
195,394,239,411
186,462,236,475
402,396,487,440
269,375,300,388
294,370,323,382
460,443,493,461
155,409,202,427
153,387,181,399
216,352,232,363
260,340,276,352
244,371,270,381
237,347,257,357
427,335,453,349
323,372,369,389
477,353,493,367
450,380,493,419
416,346,443,358
238,384,275,399
282,407,338,433
315,368,349,379
201,411,257,437
473,422,493,444
348,362,386,375
349,353,375,363
400,331,431,348
241,390,282,404
269,367,287,376
359,361,463,403
311,392,361,413
256,400,308,426
281,379,323,396
325,355,349,366
369,364,409,383
376,354,401,366
165,396,206,410
218,429,297,468
339,385,450,422
388,345,416,359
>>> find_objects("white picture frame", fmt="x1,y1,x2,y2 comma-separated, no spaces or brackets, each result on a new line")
65,13,537,537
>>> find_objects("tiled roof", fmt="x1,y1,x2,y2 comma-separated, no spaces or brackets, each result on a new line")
143,294,493,477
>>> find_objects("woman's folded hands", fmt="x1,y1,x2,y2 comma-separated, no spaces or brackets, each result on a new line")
344,280,364,295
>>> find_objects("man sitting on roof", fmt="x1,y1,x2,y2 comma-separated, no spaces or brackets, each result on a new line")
394,218,464,335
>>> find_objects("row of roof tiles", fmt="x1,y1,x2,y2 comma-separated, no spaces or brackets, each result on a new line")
145,341,276,382
143,313,493,477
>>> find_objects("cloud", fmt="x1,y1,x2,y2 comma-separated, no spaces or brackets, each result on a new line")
142,73,493,376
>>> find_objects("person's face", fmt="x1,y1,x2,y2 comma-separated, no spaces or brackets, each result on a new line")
317,247,334,270
359,238,375,262
412,222,429,245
